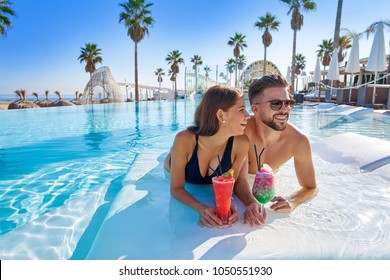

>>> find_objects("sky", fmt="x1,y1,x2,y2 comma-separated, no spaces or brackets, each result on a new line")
1,0,390,96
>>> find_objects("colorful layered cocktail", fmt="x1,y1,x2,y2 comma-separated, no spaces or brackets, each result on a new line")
212,169,235,224
252,164,275,204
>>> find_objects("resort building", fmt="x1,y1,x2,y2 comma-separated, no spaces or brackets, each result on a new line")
184,65,221,97
305,56,390,109
241,60,283,81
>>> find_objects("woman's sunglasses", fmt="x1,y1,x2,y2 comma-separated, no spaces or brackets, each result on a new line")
255,99,295,111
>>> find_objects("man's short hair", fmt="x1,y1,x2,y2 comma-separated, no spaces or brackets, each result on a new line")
248,75,289,105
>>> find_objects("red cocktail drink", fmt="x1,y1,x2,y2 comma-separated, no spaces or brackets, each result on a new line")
212,171,235,224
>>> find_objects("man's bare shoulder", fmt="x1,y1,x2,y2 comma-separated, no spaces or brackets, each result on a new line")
234,133,250,147
285,123,310,144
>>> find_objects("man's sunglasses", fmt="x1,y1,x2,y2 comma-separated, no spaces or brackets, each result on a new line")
255,99,295,111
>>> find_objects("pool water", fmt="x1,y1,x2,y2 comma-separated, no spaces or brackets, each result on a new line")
0,101,389,259
0,102,193,235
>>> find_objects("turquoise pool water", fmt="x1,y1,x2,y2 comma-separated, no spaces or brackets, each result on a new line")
0,101,389,259
0,101,195,236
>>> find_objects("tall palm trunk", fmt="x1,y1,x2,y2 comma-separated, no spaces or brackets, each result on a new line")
88,71,93,102
174,80,177,99
235,57,238,87
195,66,198,93
291,29,297,91
134,42,139,101
263,47,267,75
174,73,177,99
333,0,343,50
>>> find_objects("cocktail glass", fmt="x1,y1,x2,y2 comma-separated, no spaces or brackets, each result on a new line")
252,166,275,204
212,175,235,224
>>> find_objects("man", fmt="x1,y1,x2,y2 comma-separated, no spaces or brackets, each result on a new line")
237,74,317,221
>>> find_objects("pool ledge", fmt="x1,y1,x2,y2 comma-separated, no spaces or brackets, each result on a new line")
312,132,390,180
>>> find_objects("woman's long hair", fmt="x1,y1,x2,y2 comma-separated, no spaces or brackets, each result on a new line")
188,85,243,136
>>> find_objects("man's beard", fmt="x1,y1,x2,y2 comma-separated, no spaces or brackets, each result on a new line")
262,114,288,131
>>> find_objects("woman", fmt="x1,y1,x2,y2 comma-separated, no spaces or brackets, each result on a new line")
165,85,262,228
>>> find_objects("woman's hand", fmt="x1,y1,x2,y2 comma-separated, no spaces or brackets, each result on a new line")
198,205,238,228
227,205,238,226
198,206,221,228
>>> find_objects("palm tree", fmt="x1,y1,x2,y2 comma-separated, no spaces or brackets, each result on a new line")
337,35,352,63
237,55,247,88
78,43,103,78
165,50,184,99
167,69,175,89
227,32,247,87
254,12,280,76
203,65,211,90
154,67,165,92
333,0,343,50
316,39,333,78
225,58,236,86
280,0,317,92
190,54,203,94
0,0,16,37
119,0,154,102
295,53,306,91
237,54,246,70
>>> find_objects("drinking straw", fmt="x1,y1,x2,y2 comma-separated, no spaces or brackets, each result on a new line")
254,144,265,170
217,154,223,176
254,144,260,170
208,165,216,174
258,147,265,168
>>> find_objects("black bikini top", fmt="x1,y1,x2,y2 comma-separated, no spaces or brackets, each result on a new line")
185,135,233,184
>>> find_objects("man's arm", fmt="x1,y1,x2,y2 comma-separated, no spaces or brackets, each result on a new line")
270,135,317,212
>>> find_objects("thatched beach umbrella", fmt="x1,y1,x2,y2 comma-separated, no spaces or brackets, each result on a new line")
70,90,84,105
8,90,40,109
39,90,53,107
32,92,42,106
48,91,75,107
7,90,22,109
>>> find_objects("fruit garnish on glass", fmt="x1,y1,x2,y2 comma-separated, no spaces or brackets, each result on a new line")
222,168,234,180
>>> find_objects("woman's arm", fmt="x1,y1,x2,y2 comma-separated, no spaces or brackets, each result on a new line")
270,133,317,212
169,131,224,227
